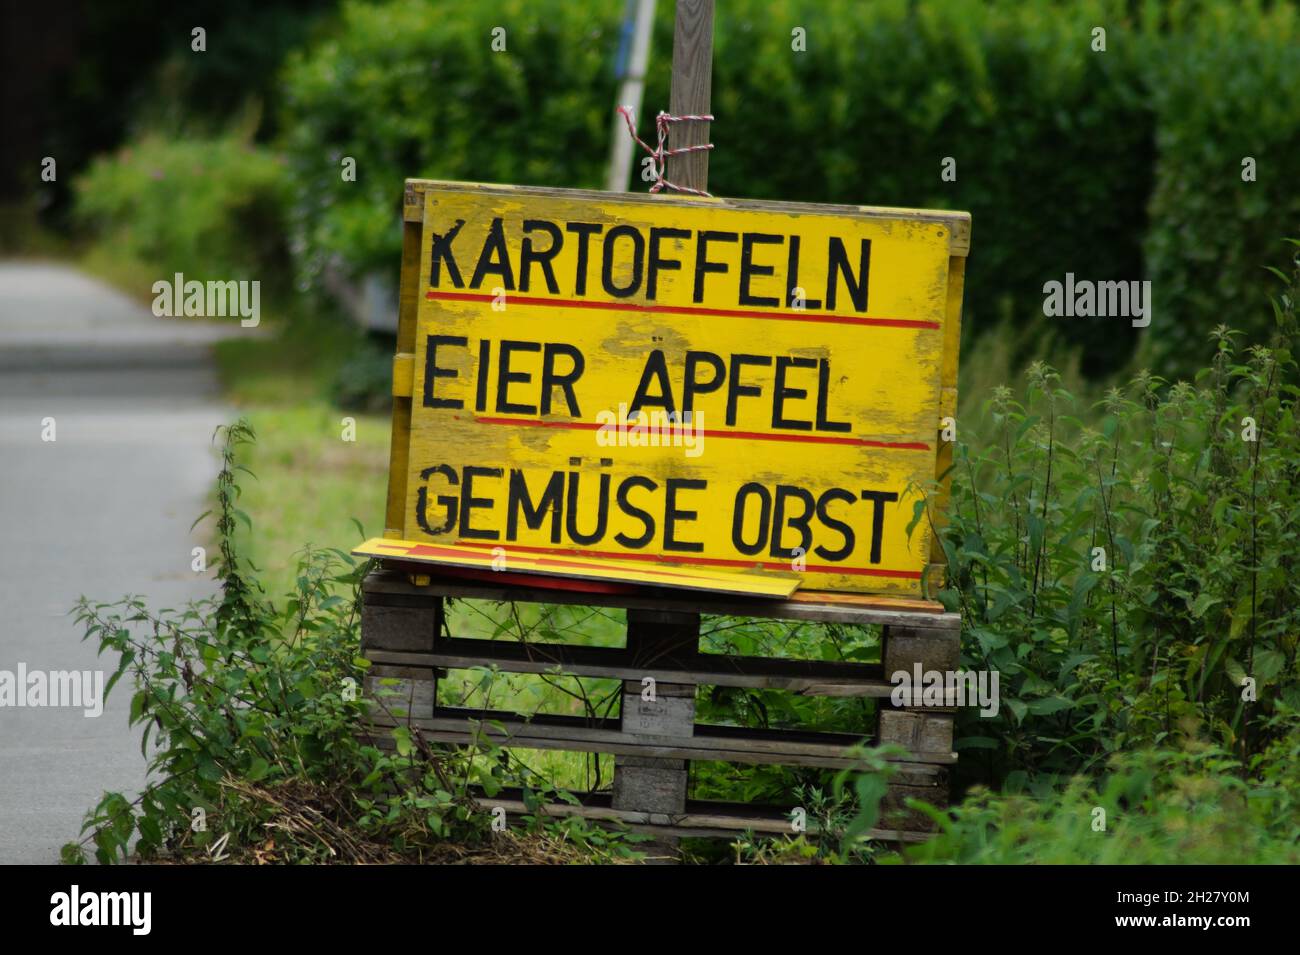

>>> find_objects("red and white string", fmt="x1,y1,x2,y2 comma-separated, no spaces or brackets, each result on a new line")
617,105,715,197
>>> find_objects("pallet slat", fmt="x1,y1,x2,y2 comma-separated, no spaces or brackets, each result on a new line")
366,707,956,768
365,638,892,697
478,789,932,843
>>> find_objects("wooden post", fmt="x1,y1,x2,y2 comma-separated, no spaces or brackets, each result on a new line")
607,2,715,862
664,0,714,193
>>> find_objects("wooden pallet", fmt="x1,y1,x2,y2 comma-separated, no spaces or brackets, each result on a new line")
359,568,961,856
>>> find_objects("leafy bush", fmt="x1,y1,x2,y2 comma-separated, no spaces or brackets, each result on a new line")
280,0,621,285
278,0,1300,377
74,130,292,293
725,744,905,865
705,0,1154,377
735,720,1300,864
1140,0,1300,376
332,334,398,412
676,231,1297,833
932,242,1300,788
903,720,1300,864
65,261,1300,861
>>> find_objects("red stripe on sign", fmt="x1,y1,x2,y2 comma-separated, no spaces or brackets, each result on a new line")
425,289,940,330
459,540,924,581
471,415,930,451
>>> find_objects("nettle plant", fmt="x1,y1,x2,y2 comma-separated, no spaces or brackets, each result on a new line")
63,422,633,865
906,714,1300,864
938,243,1300,788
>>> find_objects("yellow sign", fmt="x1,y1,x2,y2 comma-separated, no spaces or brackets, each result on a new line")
381,180,969,596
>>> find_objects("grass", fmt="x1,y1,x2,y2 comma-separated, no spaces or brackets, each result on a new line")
224,403,389,597
79,243,162,303
208,295,399,597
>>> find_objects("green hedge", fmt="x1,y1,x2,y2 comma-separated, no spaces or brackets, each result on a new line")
74,131,292,291
698,0,1154,376
280,0,1300,379
1140,0,1300,372
280,0,620,285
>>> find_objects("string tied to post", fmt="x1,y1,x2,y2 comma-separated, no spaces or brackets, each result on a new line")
617,105,714,197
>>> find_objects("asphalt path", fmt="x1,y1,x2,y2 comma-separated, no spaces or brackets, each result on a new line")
0,262,237,863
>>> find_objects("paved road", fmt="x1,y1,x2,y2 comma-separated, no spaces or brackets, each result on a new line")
0,263,236,863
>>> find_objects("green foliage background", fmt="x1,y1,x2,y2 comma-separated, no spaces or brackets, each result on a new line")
278,0,1299,379
73,130,293,291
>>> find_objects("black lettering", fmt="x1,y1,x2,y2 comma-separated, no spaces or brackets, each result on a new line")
693,230,737,302
475,338,491,412
770,485,815,559
683,350,726,415
647,227,689,300
663,478,706,552
415,464,459,535
506,469,563,542
859,489,899,564
565,222,603,296
540,343,584,416
429,218,466,289
460,466,502,540
614,475,658,548
731,482,771,556
726,354,772,426
601,225,644,298
816,358,852,432
772,356,815,430
520,219,562,293
814,488,856,561
470,217,516,290
423,335,467,409
826,237,870,312
496,340,540,415
628,350,677,419
739,232,782,307
785,234,821,309
566,471,611,544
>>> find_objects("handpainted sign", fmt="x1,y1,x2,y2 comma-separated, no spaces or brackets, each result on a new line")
380,180,969,596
